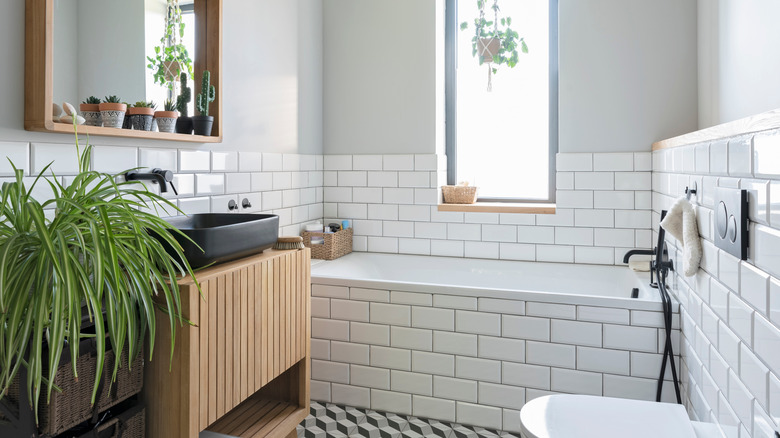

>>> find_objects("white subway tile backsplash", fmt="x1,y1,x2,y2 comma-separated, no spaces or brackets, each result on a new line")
503,315,550,341
478,336,525,362
412,307,454,331
370,346,411,371
383,155,414,171
331,341,370,365
557,153,593,171
575,172,614,190
392,370,433,396
391,326,433,351
350,322,390,346
551,368,602,395
464,241,499,259
551,319,602,347
178,150,210,172
503,362,551,390
433,331,477,356
353,155,383,171
412,351,455,377
456,402,502,430
603,324,657,352
615,172,651,191
371,389,412,415
413,396,456,422
433,376,477,402
324,155,352,171
594,153,634,171
93,146,138,173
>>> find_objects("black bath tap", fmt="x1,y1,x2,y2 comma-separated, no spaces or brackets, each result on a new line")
125,168,178,194
622,249,655,264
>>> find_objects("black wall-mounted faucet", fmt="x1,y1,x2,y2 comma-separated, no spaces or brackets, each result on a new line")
125,168,178,195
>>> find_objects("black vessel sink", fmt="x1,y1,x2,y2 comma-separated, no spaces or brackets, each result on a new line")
160,214,279,269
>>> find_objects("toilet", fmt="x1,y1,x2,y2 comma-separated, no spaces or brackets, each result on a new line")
519,395,719,438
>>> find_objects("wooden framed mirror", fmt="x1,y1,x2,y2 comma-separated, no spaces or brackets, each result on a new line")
24,0,222,143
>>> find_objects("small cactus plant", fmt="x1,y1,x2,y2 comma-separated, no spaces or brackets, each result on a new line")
196,70,216,116
176,73,191,117
82,96,101,105
103,95,122,104
164,99,177,112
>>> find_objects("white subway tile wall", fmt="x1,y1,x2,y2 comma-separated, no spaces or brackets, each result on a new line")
655,128,780,437
310,282,680,433
6,141,323,236
323,152,653,265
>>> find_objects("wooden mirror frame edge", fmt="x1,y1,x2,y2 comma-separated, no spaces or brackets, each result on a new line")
24,0,223,144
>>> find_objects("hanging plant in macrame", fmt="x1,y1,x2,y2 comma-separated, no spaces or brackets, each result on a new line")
460,0,528,91
147,0,194,93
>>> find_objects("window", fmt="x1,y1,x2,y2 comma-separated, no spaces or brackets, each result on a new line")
446,0,558,203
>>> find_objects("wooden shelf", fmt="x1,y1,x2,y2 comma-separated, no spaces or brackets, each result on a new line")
206,395,307,438
652,107,780,150
438,202,556,214
27,121,221,143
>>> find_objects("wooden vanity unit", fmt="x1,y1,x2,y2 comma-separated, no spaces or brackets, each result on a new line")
144,248,311,438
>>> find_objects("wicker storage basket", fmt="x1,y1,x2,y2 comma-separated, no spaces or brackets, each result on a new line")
71,400,145,438
302,228,353,260
1,339,143,437
442,185,478,204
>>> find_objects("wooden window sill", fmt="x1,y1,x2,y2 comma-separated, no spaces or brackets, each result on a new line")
437,203,556,214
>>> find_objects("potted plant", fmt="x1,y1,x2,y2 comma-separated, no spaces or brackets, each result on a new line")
79,96,102,127
146,0,193,93
192,70,215,136
98,95,126,128
155,99,179,133
0,120,197,428
128,100,156,131
460,0,528,90
175,73,193,134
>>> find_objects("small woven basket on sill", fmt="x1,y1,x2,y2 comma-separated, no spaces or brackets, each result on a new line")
441,185,478,204
301,228,353,260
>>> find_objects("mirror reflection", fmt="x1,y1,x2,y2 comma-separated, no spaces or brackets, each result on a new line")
52,0,196,116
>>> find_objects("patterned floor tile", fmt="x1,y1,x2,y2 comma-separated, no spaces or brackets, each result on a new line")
298,401,520,438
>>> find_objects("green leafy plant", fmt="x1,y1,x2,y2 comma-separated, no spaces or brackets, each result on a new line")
133,101,157,109
0,121,198,423
146,0,194,92
164,99,177,112
82,96,101,105
196,71,215,117
176,73,191,118
103,95,122,104
460,0,528,89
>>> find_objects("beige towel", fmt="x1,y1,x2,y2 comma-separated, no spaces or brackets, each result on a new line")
660,197,702,277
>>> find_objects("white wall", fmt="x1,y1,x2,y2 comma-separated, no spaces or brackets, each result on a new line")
559,0,698,153
323,0,438,155
77,0,147,105
322,0,698,156
0,0,322,155
698,0,780,128
52,0,79,107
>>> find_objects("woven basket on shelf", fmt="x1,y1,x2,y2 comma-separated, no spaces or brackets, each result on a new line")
301,228,353,260
72,401,145,438
441,185,478,204
1,340,143,437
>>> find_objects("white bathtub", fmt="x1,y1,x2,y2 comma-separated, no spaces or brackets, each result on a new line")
311,253,666,311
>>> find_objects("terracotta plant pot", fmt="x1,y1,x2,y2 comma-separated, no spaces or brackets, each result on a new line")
192,115,214,136
154,110,179,133
175,116,193,135
79,103,102,127
97,102,127,128
478,37,500,63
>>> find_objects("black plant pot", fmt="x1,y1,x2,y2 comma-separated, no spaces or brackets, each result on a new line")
175,116,193,134
130,114,154,131
192,115,214,136
122,113,132,129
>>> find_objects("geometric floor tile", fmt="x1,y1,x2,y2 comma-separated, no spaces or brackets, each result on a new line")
297,401,521,438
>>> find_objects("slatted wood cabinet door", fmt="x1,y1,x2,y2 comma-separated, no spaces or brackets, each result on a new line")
144,248,311,438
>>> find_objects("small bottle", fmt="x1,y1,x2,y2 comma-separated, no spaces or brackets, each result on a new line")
342,220,350,230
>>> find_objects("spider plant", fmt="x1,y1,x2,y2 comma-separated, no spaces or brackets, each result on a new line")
0,123,198,423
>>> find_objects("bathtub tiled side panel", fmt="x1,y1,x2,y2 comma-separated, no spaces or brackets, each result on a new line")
654,129,780,438
323,152,654,265
310,283,680,433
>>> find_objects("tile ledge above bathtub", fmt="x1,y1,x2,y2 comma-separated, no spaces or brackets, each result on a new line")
652,106,780,150
437,202,556,214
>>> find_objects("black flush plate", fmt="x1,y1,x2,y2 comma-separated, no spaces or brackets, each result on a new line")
714,188,748,260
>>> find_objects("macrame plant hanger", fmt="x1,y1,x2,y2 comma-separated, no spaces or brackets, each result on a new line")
163,0,182,99
477,0,500,91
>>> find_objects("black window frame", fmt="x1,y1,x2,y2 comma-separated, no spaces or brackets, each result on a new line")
445,0,559,204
